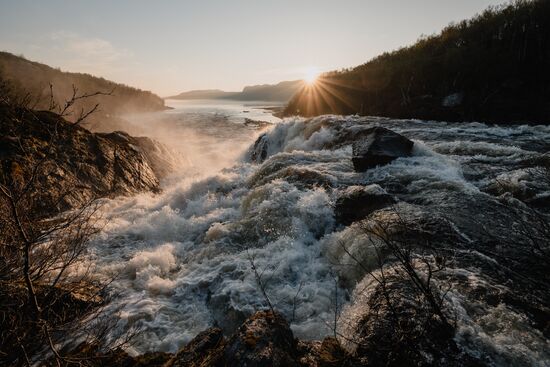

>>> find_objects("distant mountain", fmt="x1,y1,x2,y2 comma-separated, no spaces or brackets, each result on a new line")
0,52,168,131
168,80,304,102
284,0,550,124
168,89,239,100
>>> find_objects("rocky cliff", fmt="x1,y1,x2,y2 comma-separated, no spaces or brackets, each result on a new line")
0,105,170,215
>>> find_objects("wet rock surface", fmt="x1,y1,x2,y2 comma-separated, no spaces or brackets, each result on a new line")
222,311,300,366
0,106,169,215
351,126,414,171
166,328,225,367
334,184,396,225
146,307,469,367
250,132,269,163
164,311,358,367
162,311,300,367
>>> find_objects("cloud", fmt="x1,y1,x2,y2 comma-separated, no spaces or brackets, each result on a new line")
45,31,134,76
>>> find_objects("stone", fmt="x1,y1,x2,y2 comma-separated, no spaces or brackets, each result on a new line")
0,106,168,215
334,185,395,225
351,127,414,172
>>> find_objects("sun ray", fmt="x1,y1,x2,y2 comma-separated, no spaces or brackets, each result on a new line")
304,67,320,85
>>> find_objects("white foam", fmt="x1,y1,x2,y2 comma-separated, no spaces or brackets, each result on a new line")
90,114,549,361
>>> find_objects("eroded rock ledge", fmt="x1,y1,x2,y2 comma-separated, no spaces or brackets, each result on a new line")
75,305,477,367
0,106,170,215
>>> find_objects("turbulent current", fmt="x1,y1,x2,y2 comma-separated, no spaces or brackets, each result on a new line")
90,101,550,366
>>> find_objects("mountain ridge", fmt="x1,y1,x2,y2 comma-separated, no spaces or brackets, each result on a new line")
167,79,304,102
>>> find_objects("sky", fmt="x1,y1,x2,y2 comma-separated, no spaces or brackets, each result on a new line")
0,0,509,96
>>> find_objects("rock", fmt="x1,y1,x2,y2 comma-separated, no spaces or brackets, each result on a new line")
167,311,300,367
250,133,269,163
167,328,225,367
133,135,181,179
351,127,414,172
297,337,357,367
223,311,300,367
442,92,464,107
334,185,395,225
0,106,166,215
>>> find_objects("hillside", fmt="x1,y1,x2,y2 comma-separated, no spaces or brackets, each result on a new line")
168,80,304,102
284,0,550,124
167,89,239,100
0,52,168,131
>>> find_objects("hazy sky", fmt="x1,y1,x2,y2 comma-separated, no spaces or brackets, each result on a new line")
0,0,508,96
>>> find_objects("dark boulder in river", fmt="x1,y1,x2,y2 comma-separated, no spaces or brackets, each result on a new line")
0,106,168,215
352,127,414,172
250,132,269,163
249,122,414,173
335,184,396,225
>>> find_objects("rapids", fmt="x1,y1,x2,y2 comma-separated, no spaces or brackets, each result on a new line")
90,105,550,366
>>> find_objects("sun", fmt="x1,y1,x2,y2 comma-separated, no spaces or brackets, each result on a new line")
304,67,320,85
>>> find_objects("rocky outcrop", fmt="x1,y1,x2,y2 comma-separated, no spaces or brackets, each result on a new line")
0,106,169,215
351,127,414,172
297,337,358,367
167,328,225,367
164,311,300,367
250,133,269,163
334,185,395,225
160,305,468,367
222,311,300,366
164,311,358,367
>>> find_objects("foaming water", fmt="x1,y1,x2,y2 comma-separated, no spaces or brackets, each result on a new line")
120,99,283,178
91,111,549,364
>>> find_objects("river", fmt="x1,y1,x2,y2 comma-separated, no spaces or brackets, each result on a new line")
89,102,550,365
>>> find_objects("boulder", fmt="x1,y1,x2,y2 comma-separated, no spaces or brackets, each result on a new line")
166,311,301,367
334,185,395,225
250,133,269,163
442,92,464,107
223,311,300,367
167,328,225,367
0,107,166,215
297,337,357,367
351,127,414,172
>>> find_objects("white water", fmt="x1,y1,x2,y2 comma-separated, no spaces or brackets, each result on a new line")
90,104,550,365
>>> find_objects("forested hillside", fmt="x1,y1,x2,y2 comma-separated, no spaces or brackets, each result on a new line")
0,52,168,130
284,0,550,124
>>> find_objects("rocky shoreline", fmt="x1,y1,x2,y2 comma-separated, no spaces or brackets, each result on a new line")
0,105,175,215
